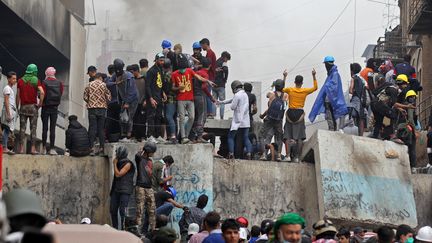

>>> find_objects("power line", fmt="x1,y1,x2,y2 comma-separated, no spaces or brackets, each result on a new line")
286,0,354,74
353,0,357,62
365,0,398,6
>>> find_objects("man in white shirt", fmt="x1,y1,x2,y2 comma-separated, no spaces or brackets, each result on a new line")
219,80,252,160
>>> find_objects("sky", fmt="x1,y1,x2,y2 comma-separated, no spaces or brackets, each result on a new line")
85,0,399,116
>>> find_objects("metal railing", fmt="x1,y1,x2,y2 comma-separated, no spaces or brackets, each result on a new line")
409,0,425,30
417,95,432,129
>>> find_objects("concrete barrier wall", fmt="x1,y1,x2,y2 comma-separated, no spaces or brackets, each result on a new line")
2,141,431,229
2,154,110,224
213,159,320,229
412,175,432,227
105,143,214,232
303,130,418,228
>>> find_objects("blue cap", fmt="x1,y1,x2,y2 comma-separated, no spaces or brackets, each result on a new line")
168,187,177,198
323,56,335,63
161,39,172,49
192,42,201,49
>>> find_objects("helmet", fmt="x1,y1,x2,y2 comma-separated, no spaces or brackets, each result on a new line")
396,74,409,84
192,42,201,49
167,187,177,198
231,80,243,92
161,39,172,49
155,52,165,61
323,56,335,63
312,219,337,236
115,146,128,160
243,82,253,92
113,58,125,70
143,142,157,153
260,219,274,234
236,217,249,227
3,189,45,220
25,64,38,74
416,226,432,242
405,90,417,98
273,79,285,90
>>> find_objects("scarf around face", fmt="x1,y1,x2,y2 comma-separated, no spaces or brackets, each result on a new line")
22,73,39,87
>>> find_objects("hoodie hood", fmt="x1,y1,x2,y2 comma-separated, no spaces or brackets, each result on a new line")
68,120,83,129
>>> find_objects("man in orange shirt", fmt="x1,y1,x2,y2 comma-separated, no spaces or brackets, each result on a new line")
282,69,318,162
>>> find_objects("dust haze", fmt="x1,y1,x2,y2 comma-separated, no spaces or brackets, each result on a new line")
85,0,397,114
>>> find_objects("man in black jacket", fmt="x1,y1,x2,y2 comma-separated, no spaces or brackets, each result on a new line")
135,142,157,236
65,115,91,157
146,53,166,140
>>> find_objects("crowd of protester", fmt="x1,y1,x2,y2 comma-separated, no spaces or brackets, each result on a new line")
1,187,432,243
0,36,428,171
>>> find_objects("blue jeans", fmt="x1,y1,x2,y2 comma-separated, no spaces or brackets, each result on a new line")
212,87,226,119
110,192,130,230
2,127,10,148
156,202,174,216
206,86,214,116
165,103,177,137
228,128,252,154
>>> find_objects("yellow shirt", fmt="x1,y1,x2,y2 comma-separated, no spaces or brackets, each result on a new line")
282,79,318,109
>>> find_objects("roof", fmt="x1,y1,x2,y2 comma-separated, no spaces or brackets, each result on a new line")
362,44,376,59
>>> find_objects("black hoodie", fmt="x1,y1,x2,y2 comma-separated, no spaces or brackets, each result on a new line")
65,120,91,150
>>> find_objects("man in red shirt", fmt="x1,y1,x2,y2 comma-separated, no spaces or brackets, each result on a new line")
16,64,45,154
171,54,211,144
200,38,217,118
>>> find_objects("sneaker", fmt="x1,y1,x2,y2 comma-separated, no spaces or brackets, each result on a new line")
228,153,234,159
390,137,404,145
167,137,177,144
147,136,157,143
294,157,300,163
282,156,291,162
3,149,15,155
48,149,58,155
411,168,416,174
156,136,166,143
259,155,267,161
426,163,432,168
207,115,214,119
245,153,252,160
181,138,190,144
196,137,208,143
276,155,282,162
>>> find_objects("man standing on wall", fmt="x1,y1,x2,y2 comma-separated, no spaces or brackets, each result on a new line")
41,67,63,155
200,38,217,119
213,51,231,120
17,64,45,154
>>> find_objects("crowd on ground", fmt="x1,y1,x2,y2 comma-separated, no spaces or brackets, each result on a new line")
1,186,432,243
0,37,430,169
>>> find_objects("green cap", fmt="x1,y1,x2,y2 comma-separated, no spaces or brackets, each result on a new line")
274,213,306,232
25,64,38,74
3,189,45,219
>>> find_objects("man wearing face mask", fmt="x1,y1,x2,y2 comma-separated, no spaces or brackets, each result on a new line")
395,225,414,243
309,56,348,131
273,213,306,243
109,58,138,141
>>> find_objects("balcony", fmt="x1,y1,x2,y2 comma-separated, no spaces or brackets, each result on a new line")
409,0,432,34
373,26,407,60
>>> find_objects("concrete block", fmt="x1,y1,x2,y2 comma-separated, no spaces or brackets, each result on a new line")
412,174,432,227
302,130,418,228
105,143,214,232
2,154,110,224
213,158,319,229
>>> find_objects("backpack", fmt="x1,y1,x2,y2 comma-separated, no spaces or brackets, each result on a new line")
43,79,61,106
266,92,285,121
372,84,397,105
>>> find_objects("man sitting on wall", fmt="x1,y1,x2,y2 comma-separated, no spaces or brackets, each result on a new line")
65,115,91,157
